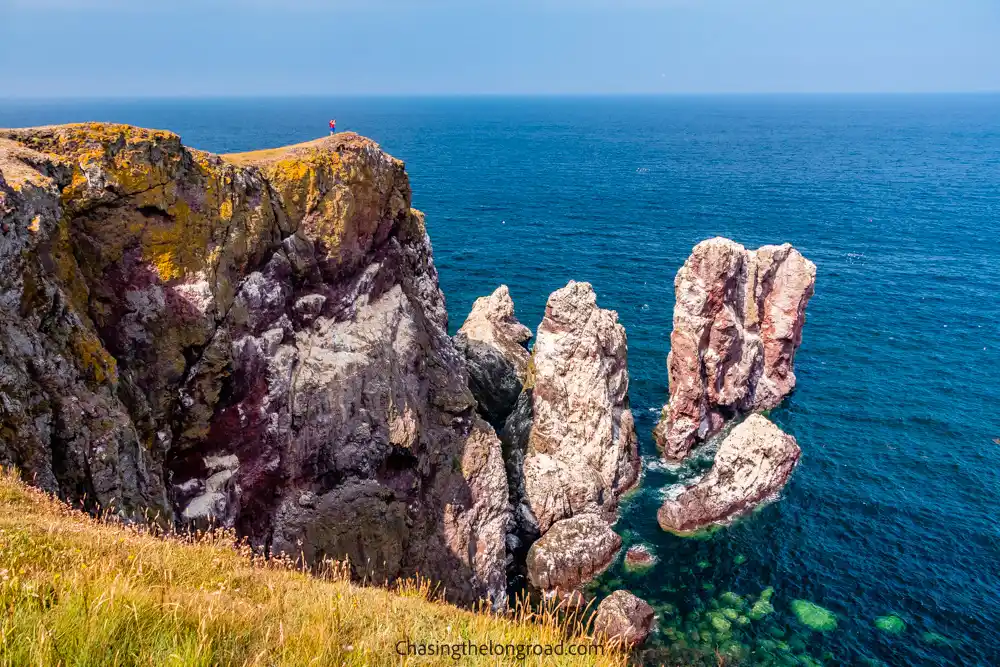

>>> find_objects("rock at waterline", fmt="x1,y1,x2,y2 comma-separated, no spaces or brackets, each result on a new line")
593,590,655,647
657,415,801,534
525,513,621,597
623,544,657,572
653,237,816,461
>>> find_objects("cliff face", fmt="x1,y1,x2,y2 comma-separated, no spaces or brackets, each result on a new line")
653,238,816,461
0,124,509,604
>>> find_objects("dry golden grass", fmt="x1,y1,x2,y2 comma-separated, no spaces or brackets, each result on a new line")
0,470,627,666
220,138,331,166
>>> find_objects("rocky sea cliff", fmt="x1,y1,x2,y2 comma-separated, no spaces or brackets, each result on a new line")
0,123,815,647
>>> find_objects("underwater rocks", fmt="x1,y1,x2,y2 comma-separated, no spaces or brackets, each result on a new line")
521,280,640,535
454,285,532,424
525,513,621,597
653,237,815,461
593,590,655,648
0,124,509,606
874,614,906,634
657,415,801,533
790,600,838,632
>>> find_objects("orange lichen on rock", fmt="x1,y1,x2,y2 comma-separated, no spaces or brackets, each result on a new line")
69,329,118,386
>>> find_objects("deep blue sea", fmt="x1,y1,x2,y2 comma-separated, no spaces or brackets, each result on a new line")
2,95,998,666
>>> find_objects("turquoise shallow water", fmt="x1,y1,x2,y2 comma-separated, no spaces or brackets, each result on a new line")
3,95,999,665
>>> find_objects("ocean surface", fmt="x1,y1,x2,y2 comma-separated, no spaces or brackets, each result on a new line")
2,95,998,666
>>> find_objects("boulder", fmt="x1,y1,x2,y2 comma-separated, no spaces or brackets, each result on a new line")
593,590,656,647
623,544,657,571
653,238,815,461
525,513,621,596
657,414,801,533
454,285,532,424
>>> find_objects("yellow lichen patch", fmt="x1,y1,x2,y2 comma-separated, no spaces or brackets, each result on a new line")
141,198,216,282
219,199,233,222
523,354,537,391
400,208,427,242
69,329,118,386
28,215,41,233
52,217,91,318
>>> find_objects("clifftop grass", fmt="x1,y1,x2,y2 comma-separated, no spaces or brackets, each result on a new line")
0,471,626,666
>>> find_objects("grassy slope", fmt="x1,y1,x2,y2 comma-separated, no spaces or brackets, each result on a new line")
0,471,626,666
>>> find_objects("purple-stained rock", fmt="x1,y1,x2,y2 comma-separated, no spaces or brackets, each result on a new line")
653,237,815,461
623,544,657,571
0,124,509,606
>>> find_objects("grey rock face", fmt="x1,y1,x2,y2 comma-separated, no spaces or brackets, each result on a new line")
657,414,801,534
0,126,509,606
593,590,656,647
454,285,532,424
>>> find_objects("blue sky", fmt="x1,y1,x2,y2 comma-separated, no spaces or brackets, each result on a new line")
2,0,998,97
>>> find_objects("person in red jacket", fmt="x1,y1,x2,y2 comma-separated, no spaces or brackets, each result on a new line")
329,119,336,135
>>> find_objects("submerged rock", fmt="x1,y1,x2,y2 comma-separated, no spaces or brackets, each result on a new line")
454,285,532,424
749,587,776,620
593,590,655,647
525,513,621,596
790,600,838,632
657,415,801,533
0,124,509,606
653,237,816,461
874,614,906,634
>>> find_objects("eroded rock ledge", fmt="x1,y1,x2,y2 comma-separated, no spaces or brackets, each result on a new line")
0,124,508,605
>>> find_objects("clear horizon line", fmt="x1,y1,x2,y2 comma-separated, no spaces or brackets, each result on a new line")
3,90,1000,103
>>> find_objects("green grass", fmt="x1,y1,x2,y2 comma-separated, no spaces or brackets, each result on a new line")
0,471,626,666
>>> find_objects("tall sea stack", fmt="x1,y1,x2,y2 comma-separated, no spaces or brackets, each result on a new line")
653,237,816,461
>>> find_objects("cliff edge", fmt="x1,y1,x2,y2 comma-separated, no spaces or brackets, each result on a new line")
0,124,509,604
